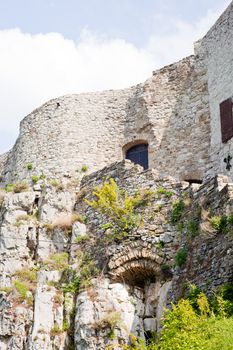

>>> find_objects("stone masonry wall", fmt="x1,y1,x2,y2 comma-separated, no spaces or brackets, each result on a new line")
1,55,210,185
0,160,232,349
196,1,233,180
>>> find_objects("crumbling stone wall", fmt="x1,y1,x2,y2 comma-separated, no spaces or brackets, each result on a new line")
196,1,233,180
1,55,210,184
0,160,232,349
170,175,233,302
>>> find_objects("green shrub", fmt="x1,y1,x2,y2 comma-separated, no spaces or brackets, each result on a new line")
0,286,13,295
157,187,166,195
78,252,99,290
175,247,188,267
156,295,233,350
187,219,199,237
49,179,64,191
44,252,69,271
157,187,173,198
61,273,80,293
81,165,88,172
171,199,185,223
13,280,29,300
31,175,40,184
5,182,29,193
209,216,228,233
5,184,14,192
50,324,63,336
121,289,233,350
212,283,233,317
26,163,33,170
227,215,233,225
101,222,113,230
75,235,89,244
86,178,146,235
14,267,37,283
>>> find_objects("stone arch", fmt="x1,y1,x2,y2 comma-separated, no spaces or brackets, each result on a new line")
108,245,162,286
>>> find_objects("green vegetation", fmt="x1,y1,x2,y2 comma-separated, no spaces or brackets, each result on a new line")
209,215,229,233
81,165,88,172
12,266,37,304
86,178,153,240
50,324,63,336
175,247,188,267
14,267,37,283
26,163,33,170
5,182,29,193
156,187,173,198
13,280,29,300
49,179,64,191
61,269,80,293
43,252,69,271
79,252,99,290
0,286,13,294
101,222,113,230
95,311,122,340
186,219,199,237
75,235,89,244
118,285,233,350
171,199,185,223
31,175,40,184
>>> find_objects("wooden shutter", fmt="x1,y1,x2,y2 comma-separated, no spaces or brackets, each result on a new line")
220,98,233,143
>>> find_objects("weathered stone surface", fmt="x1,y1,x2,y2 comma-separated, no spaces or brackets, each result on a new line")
0,3,233,349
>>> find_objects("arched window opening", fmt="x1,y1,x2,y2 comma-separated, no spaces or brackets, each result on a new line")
125,143,148,170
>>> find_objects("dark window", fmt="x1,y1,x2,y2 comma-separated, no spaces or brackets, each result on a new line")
220,98,233,143
126,144,148,170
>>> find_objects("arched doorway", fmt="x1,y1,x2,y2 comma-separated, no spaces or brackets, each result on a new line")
125,143,148,170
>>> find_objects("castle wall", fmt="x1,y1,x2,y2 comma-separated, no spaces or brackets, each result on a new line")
197,1,233,180
1,56,211,184
2,89,134,183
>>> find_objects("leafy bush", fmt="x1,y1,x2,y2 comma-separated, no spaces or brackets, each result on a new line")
31,175,40,184
186,219,199,237
61,270,80,293
171,199,185,223
5,184,14,192
120,288,233,350
175,247,188,267
86,178,149,235
155,293,233,350
81,165,88,172
209,216,228,233
26,163,33,170
13,279,29,299
75,235,89,244
157,187,173,198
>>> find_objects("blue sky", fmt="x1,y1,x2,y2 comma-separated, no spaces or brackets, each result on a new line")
0,0,230,153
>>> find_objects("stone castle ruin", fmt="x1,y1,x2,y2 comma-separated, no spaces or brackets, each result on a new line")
0,2,233,350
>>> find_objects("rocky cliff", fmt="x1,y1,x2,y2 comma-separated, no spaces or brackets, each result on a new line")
0,160,232,349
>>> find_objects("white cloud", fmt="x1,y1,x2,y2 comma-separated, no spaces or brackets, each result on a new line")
0,2,228,153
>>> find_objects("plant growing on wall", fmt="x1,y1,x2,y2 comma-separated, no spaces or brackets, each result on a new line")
86,178,152,236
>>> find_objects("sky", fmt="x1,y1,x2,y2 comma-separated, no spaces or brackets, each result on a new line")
0,0,230,153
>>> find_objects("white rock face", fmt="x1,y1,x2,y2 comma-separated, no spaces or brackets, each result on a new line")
28,272,65,350
75,278,171,349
